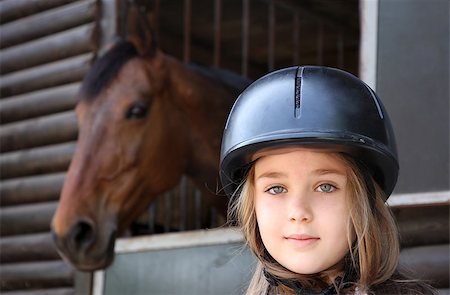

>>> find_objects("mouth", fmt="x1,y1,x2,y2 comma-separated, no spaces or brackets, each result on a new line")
54,228,117,272
77,230,117,271
285,234,320,247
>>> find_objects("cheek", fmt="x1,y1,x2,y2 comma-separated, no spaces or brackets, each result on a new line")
319,200,352,247
255,196,284,239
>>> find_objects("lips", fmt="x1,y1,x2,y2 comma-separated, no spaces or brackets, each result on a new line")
285,234,320,247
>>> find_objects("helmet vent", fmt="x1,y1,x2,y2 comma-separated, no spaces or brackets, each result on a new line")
294,67,304,118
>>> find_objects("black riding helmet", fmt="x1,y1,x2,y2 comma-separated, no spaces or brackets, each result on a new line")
220,66,398,200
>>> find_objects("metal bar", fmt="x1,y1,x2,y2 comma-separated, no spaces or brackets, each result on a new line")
118,0,129,39
268,0,275,71
213,0,222,67
210,207,217,229
153,0,161,41
241,0,250,77
292,10,299,65
183,0,192,63
178,176,187,231
316,20,323,65
148,203,156,234
164,192,172,232
338,30,345,68
194,189,202,229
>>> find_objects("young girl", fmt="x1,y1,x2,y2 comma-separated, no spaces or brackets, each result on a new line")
219,66,437,294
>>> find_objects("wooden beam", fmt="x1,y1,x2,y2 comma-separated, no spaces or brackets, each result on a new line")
0,111,77,153
0,173,65,207
400,244,449,288
0,0,96,49
0,24,95,74
0,202,57,236
0,83,79,124
0,0,75,24
0,142,75,179
0,233,60,263
0,54,91,98
395,204,449,247
0,260,73,290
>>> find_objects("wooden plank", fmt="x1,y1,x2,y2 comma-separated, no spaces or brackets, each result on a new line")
0,0,76,24
0,83,79,124
0,24,95,74
0,233,59,263
0,142,75,179
388,191,450,207
0,173,65,207
0,111,77,153
396,205,449,247
0,260,74,291
0,202,57,236
400,244,449,288
0,0,96,49
0,53,91,98
115,227,243,253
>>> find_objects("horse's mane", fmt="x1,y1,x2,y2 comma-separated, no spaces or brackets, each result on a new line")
188,63,252,96
79,40,251,101
80,40,138,100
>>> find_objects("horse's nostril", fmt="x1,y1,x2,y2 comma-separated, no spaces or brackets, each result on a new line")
70,219,95,251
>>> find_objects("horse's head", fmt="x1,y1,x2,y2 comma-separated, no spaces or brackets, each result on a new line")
51,30,196,270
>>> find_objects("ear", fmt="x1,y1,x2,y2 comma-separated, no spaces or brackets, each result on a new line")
126,2,158,57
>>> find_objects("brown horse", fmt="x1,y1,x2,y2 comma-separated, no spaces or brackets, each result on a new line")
51,13,248,271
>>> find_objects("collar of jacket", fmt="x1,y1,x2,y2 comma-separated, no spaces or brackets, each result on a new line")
263,268,357,295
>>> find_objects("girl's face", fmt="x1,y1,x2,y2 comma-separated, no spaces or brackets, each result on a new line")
253,147,351,275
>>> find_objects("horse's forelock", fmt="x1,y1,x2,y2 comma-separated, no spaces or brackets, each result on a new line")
80,41,139,101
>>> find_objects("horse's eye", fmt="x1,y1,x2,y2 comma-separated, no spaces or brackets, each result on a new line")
126,103,148,119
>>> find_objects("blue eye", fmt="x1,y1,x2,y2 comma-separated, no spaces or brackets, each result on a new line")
316,183,336,193
266,186,287,195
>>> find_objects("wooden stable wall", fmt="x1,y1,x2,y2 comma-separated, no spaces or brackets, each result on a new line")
0,0,101,293
0,1,360,293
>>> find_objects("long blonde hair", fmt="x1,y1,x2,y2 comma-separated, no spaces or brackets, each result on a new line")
227,153,400,294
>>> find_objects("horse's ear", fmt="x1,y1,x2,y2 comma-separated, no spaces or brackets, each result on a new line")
126,3,158,57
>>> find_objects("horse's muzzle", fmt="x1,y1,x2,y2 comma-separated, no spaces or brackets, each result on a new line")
51,218,117,271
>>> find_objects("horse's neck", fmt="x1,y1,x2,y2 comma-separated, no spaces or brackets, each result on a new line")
165,57,234,204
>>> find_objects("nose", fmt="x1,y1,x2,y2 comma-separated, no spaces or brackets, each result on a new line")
70,219,96,251
288,192,313,223
53,218,96,253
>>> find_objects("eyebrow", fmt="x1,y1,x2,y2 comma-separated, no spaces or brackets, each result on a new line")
255,171,288,181
313,169,347,177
